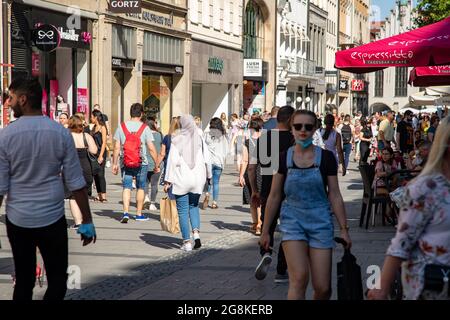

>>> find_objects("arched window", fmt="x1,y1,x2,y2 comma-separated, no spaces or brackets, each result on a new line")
244,0,264,59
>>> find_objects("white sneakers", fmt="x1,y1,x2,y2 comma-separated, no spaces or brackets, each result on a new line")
143,196,150,209
149,203,158,211
181,241,193,252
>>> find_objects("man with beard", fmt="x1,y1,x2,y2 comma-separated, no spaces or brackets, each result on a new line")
0,77,96,300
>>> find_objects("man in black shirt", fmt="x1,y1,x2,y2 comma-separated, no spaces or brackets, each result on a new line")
396,110,414,155
248,106,295,283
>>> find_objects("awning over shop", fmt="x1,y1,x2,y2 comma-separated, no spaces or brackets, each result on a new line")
408,86,450,106
335,16,450,73
409,65,450,87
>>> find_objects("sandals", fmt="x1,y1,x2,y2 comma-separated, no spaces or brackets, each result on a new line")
255,225,262,236
90,196,108,203
211,202,218,209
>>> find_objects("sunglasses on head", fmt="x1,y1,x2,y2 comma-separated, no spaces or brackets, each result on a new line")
293,123,314,131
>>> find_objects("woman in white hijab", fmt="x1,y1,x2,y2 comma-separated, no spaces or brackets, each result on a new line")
164,115,212,251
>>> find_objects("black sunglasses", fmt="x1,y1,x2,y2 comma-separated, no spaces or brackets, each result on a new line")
293,123,314,132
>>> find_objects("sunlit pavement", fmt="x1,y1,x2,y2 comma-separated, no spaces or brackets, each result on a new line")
0,159,395,300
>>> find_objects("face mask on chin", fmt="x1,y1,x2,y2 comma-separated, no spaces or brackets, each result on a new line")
295,137,313,148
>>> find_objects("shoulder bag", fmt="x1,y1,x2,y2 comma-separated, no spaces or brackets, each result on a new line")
421,264,450,300
83,133,101,176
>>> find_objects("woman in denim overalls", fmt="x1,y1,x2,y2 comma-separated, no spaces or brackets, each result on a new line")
260,110,352,300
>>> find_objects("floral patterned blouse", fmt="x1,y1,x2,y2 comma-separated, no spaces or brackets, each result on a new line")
387,173,450,300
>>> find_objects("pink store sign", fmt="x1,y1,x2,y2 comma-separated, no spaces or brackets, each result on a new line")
77,88,89,121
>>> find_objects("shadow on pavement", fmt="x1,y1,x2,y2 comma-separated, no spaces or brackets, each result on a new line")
223,205,250,213
347,183,363,190
94,210,124,222
139,233,180,250
0,257,15,274
210,220,253,233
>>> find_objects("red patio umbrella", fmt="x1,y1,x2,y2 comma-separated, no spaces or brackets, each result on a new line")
335,16,450,73
408,65,450,86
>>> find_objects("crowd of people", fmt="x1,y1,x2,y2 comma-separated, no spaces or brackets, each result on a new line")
0,76,449,300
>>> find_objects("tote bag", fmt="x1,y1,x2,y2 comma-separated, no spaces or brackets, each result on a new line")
160,197,180,234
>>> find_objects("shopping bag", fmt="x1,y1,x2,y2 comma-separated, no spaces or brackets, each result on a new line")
160,197,180,234
335,237,364,300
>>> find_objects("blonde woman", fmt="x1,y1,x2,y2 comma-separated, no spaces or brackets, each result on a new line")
67,116,98,229
220,112,229,135
368,116,450,300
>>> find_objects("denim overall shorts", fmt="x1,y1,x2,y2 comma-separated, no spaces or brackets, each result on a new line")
279,146,335,249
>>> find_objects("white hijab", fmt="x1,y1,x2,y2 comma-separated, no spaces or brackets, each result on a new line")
172,115,203,169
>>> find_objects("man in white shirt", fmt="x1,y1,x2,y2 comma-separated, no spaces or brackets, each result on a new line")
0,77,96,300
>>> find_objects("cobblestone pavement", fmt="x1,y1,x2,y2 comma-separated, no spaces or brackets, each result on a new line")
0,159,395,300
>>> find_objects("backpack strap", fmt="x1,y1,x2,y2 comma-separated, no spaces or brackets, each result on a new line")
286,146,294,169
136,123,147,138
121,122,130,136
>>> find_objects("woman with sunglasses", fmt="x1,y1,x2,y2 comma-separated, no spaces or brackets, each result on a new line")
260,110,351,300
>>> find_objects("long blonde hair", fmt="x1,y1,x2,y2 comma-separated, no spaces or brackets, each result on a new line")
419,116,450,177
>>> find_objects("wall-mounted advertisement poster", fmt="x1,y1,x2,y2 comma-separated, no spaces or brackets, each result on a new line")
77,88,89,122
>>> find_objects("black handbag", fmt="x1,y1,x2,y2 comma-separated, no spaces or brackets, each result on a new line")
335,237,364,300
83,133,101,176
423,264,450,296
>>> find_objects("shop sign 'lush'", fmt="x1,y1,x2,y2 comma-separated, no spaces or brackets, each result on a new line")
32,24,61,52
208,57,224,74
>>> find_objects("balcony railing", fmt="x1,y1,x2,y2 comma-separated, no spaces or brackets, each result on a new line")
296,58,317,77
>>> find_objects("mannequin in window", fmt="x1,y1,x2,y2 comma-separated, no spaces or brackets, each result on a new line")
57,95,70,116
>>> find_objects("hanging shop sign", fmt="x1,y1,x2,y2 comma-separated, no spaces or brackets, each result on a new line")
208,57,224,74
109,0,142,14
32,24,61,52
339,79,349,91
351,79,365,92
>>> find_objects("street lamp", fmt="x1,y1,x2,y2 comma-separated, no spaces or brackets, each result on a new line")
296,96,302,109
304,97,311,112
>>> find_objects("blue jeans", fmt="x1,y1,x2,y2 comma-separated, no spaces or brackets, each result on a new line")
342,143,352,170
175,193,201,241
208,165,223,202
122,165,148,190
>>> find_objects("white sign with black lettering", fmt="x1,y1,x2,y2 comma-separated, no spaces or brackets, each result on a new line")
244,59,263,77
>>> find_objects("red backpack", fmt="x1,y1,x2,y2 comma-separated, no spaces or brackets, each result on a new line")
121,122,147,168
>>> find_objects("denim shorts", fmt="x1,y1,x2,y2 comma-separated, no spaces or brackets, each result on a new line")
280,203,335,249
122,165,148,190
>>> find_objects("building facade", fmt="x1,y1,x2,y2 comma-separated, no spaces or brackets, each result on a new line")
338,0,370,116
188,0,243,130
368,0,418,114
95,0,190,135
275,0,311,110
7,0,98,124
3,0,190,134
325,0,338,113
243,0,276,115
307,0,327,113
